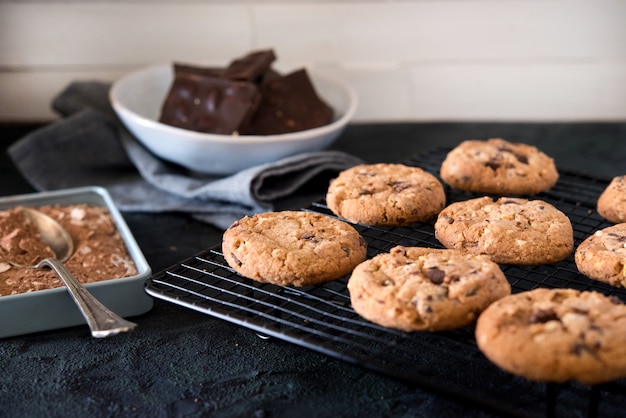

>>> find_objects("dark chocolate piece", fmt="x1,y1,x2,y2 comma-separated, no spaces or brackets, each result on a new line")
243,68,333,135
173,63,226,78
223,49,276,82
158,50,334,136
159,73,260,135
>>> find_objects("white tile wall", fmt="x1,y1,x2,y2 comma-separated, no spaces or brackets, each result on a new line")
1,0,625,122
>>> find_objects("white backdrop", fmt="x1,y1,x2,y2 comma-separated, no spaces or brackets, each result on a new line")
1,0,625,123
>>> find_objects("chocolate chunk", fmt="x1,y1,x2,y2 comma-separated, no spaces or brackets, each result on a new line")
485,160,500,171
515,153,529,164
223,49,276,82
159,73,261,135
243,69,333,135
300,232,319,243
159,50,334,136
529,309,560,324
173,63,226,78
230,252,242,267
426,267,445,284
388,181,410,192
607,233,626,242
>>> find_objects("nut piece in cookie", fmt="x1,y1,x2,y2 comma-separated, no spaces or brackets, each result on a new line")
347,246,510,332
597,175,626,223
475,288,626,384
440,138,559,195
575,223,626,288
222,211,367,287
434,196,573,265
326,163,446,227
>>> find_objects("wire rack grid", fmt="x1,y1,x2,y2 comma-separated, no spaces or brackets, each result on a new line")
146,148,626,418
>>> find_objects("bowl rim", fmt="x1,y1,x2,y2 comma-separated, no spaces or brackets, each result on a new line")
109,63,358,144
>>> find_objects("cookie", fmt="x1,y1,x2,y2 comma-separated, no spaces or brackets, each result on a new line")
347,246,510,332
434,196,573,265
440,138,559,195
575,223,626,288
597,175,626,223
475,288,626,384
222,211,367,287
326,163,446,227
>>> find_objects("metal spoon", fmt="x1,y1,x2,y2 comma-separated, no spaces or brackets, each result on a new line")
10,208,137,338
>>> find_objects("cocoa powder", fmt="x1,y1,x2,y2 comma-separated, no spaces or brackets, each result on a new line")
0,204,138,296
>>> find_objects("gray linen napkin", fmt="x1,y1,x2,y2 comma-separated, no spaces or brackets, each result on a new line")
8,81,362,229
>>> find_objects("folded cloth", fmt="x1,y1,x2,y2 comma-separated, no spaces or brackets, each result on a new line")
8,81,362,229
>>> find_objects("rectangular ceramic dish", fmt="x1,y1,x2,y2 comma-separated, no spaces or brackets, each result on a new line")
0,186,153,338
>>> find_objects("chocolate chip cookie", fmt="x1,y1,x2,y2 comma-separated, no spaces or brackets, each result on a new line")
475,288,626,384
597,175,626,223
347,246,510,332
222,211,367,287
434,196,573,265
326,163,446,227
440,138,559,195
575,223,626,288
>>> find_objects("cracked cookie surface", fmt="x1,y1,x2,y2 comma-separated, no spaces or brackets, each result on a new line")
347,246,510,332
575,223,626,288
222,211,367,287
475,288,626,384
440,138,558,195
434,196,573,265
325,163,446,227
597,175,626,223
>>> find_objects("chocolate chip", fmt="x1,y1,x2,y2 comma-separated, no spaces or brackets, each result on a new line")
465,287,478,297
515,153,529,164
427,267,445,284
230,252,242,266
342,247,351,256
485,160,500,171
359,189,373,196
300,232,319,243
502,200,520,205
572,342,587,356
607,233,626,242
529,309,559,324
392,247,408,257
388,181,410,192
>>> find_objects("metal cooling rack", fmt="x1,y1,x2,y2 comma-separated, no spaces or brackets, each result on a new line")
145,147,626,418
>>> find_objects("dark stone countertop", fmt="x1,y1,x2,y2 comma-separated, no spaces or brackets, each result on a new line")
1,122,626,418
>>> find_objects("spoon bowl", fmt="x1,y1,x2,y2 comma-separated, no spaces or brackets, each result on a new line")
11,208,137,337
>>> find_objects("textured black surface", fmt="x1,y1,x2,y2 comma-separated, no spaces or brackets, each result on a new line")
3,122,626,418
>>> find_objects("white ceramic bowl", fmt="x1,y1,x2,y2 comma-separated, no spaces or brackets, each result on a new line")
110,63,358,175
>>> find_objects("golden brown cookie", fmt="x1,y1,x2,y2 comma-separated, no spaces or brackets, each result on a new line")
440,138,559,195
475,288,626,384
347,246,510,332
222,211,367,287
575,223,626,288
597,175,626,223
326,163,446,227
434,196,573,265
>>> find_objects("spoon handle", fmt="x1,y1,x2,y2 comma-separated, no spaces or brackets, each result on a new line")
37,258,137,338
